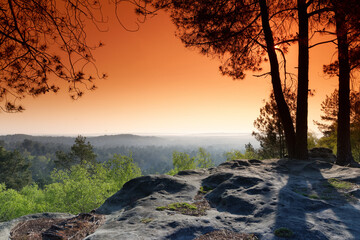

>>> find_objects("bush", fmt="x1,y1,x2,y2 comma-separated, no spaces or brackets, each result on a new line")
168,148,214,175
0,153,141,221
225,150,245,161
0,184,45,221
274,227,293,238
225,143,260,161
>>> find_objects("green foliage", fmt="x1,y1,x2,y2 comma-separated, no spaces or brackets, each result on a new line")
28,155,54,188
225,143,260,161
0,183,28,221
225,150,245,161
253,90,297,159
0,183,46,222
140,218,153,224
156,201,208,216
328,178,354,190
1,135,234,174
198,186,213,194
317,134,337,154
351,122,360,162
54,151,73,171
172,151,197,173
168,148,214,175
196,147,214,168
47,165,108,213
0,147,32,190
103,153,142,192
307,132,319,150
0,153,141,222
156,202,197,212
308,194,320,199
274,227,293,238
244,143,258,159
55,135,97,170
315,90,360,161
47,153,141,213
156,206,166,211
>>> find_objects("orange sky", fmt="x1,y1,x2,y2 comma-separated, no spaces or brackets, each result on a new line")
0,5,341,136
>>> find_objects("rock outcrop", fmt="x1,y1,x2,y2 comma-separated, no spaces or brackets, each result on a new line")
1,157,360,239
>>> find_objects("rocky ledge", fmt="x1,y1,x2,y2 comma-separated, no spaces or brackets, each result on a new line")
1,157,360,240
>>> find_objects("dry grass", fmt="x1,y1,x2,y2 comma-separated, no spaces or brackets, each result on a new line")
195,230,258,240
10,213,105,240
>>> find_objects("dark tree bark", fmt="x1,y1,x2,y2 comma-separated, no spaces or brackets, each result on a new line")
334,2,354,165
259,0,296,158
295,0,309,160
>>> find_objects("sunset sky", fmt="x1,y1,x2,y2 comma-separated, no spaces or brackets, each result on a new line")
0,3,342,136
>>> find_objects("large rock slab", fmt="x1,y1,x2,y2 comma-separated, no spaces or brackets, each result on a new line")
88,158,360,240
1,158,360,239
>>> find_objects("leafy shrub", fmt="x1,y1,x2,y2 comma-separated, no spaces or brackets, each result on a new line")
167,148,214,175
225,150,245,161
274,227,293,238
225,143,260,161
0,153,141,222
0,147,32,190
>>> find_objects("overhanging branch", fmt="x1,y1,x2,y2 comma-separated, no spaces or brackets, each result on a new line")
309,39,337,48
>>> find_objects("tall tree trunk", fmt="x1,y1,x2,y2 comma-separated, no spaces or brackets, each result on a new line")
259,0,296,158
295,0,309,160
335,3,354,165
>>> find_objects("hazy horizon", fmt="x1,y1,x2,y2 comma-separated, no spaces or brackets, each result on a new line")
0,132,254,137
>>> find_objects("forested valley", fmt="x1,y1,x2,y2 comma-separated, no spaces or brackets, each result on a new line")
0,134,258,221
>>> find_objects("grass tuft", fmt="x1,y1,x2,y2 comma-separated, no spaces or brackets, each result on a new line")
156,202,205,216
274,227,293,238
198,186,213,194
328,178,354,190
140,218,153,224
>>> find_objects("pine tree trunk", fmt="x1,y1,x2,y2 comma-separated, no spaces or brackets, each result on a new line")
335,4,354,166
259,0,296,158
295,0,309,160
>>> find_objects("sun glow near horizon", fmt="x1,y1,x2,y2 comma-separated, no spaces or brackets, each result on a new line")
0,9,338,137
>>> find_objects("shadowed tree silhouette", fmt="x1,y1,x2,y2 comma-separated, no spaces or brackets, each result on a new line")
141,0,300,158
0,0,113,112
275,159,360,239
0,0,167,112
324,0,360,165
139,0,348,160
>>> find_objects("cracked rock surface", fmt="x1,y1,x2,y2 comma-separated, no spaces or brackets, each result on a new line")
1,158,360,240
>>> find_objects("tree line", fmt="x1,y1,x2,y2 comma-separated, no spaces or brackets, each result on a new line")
0,136,241,189
252,88,360,161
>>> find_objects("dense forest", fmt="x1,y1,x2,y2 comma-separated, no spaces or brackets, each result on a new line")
0,134,256,178
0,134,260,221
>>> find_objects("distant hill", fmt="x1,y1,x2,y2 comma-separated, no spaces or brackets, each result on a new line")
88,134,166,147
0,134,165,147
0,134,75,145
0,133,258,149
